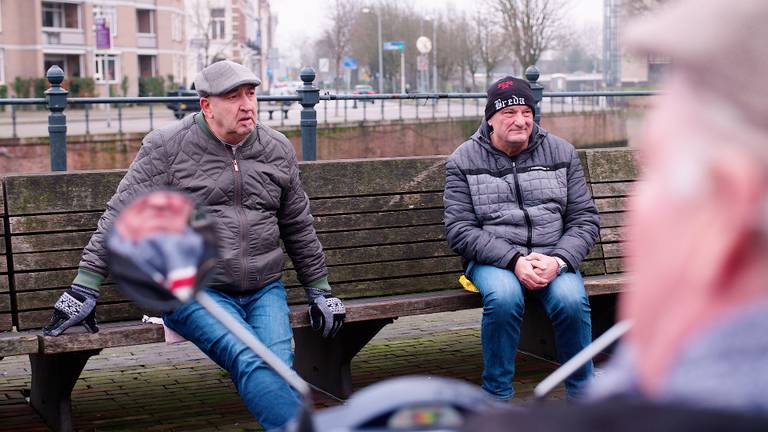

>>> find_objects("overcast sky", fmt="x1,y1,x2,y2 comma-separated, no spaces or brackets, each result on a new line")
271,0,604,65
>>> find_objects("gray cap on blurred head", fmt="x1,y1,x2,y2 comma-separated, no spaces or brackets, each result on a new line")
194,60,261,96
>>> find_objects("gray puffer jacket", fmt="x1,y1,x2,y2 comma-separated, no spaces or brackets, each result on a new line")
444,122,599,271
80,112,327,293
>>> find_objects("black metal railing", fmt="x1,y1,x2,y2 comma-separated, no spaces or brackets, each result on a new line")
0,65,658,169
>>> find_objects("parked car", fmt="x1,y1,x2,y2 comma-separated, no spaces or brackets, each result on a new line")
264,84,296,120
352,84,376,104
166,87,200,120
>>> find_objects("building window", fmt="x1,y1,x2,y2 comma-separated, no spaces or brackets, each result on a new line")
94,54,119,83
172,13,183,41
42,2,80,29
209,8,225,40
44,54,82,78
136,9,155,34
0,49,5,85
138,55,157,78
93,5,117,37
174,55,184,85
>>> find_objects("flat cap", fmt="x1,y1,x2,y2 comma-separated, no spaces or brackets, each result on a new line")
194,60,261,96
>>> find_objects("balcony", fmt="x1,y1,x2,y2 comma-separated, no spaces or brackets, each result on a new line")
137,33,157,48
43,28,86,46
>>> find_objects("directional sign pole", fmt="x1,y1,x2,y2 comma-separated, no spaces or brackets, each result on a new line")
400,50,405,94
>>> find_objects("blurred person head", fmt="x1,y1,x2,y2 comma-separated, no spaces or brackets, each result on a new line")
621,0,768,395
194,60,260,144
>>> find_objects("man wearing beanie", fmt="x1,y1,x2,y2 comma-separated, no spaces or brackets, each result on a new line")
42,60,345,430
443,76,599,400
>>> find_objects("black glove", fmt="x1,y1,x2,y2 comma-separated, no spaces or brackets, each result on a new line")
306,288,346,338
42,285,99,336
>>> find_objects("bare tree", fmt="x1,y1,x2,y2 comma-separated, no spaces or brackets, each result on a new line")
187,0,238,67
322,0,357,91
472,10,507,87
434,17,462,91
451,13,481,92
623,0,670,17
492,0,568,72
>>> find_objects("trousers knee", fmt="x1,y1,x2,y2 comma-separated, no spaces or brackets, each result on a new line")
483,289,524,319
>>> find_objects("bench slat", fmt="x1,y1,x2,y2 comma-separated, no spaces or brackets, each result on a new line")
12,250,82,272
310,192,443,216
10,212,102,234
284,256,463,287
591,181,635,198
587,150,639,182
600,227,624,243
3,171,123,216
301,157,446,198
595,197,628,213
16,286,128,311
286,241,455,269
38,321,163,354
606,258,624,274
599,212,625,229
15,269,78,292
314,208,445,232
0,331,38,357
11,231,93,253
317,225,445,249
18,302,146,331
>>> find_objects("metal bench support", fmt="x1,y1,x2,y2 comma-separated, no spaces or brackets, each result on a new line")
293,318,393,399
29,349,101,432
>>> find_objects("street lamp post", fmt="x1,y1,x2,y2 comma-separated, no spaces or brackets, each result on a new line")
424,16,438,93
362,8,384,94
432,18,437,92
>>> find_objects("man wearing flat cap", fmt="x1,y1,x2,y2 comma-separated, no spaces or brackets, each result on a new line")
43,60,345,429
444,76,599,401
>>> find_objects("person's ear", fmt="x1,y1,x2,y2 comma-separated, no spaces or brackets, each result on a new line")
705,151,764,291
200,97,212,118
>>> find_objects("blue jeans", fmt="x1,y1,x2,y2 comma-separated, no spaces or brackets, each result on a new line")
469,263,593,400
162,280,300,431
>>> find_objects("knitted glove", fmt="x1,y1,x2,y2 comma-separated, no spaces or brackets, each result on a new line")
304,276,345,338
43,284,100,336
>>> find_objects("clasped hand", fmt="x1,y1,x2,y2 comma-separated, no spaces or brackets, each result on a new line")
514,252,559,290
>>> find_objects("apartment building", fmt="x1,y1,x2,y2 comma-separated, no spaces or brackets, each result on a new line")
185,0,274,91
0,0,186,96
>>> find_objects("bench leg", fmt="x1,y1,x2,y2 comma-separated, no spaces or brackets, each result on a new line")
29,349,101,432
293,318,393,399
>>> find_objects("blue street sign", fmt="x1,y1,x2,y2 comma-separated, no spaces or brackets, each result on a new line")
383,41,405,51
342,56,358,69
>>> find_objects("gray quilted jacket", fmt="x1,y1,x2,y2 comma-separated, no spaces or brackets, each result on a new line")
444,122,599,271
79,113,327,293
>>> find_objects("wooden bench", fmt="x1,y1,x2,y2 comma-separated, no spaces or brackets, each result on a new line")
0,149,636,431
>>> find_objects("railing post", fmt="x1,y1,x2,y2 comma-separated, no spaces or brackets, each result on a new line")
297,67,319,161
525,65,543,125
45,65,68,171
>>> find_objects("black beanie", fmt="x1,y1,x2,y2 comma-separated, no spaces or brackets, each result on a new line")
484,76,536,122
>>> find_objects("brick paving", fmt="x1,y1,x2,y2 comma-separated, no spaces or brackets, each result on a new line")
0,309,567,431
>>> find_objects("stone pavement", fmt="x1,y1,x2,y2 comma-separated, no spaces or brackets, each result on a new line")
0,309,570,431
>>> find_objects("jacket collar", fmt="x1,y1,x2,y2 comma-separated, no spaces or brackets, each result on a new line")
194,112,260,151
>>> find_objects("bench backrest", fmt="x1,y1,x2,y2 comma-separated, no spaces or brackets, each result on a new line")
0,183,8,331
1,149,637,331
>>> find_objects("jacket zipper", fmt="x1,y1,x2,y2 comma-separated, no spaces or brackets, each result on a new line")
231,145,249,289
511,160,533,255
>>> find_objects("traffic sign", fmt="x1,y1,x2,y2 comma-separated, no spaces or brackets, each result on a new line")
342,56,358,69
383,41,405,51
